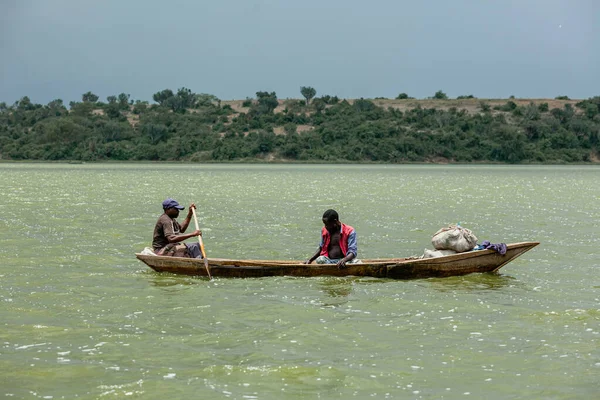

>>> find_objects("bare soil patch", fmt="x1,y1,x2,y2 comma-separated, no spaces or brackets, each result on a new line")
369,98,581,115
222,98,582,117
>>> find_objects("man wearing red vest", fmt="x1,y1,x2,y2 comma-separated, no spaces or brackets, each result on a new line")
304,209,359,268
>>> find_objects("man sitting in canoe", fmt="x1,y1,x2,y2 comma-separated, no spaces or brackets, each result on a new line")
304,209,359,268
152,198,203,258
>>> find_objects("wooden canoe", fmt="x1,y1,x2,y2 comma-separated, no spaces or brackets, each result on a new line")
135,241,539,279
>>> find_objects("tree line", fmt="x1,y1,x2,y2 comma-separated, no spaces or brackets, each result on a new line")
0,87,599,163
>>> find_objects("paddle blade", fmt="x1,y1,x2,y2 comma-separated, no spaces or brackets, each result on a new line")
203,257,211,279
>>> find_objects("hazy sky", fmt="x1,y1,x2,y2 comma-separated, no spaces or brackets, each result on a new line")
1,0,598,105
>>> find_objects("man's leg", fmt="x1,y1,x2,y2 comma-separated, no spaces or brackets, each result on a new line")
185,243,203,258
316,256,361,265
315,256,336,264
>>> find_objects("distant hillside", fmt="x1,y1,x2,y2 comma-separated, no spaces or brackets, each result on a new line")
1,92,598,163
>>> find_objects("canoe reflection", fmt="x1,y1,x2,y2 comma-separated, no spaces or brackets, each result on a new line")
426,272,518,292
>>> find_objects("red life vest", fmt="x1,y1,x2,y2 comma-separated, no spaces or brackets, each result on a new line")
320,223,354,257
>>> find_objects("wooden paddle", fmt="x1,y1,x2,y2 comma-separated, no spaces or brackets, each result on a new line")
191,206,211,279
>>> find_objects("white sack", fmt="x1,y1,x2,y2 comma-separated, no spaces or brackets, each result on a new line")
431,225,478,253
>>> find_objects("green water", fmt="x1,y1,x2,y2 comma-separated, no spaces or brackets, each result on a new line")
1,164,598,399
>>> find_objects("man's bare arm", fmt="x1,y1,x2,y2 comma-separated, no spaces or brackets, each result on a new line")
179,203,196,232
304,248,322,264
166,230,201,243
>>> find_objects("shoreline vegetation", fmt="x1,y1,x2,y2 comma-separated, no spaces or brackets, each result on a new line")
1,88,598,164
